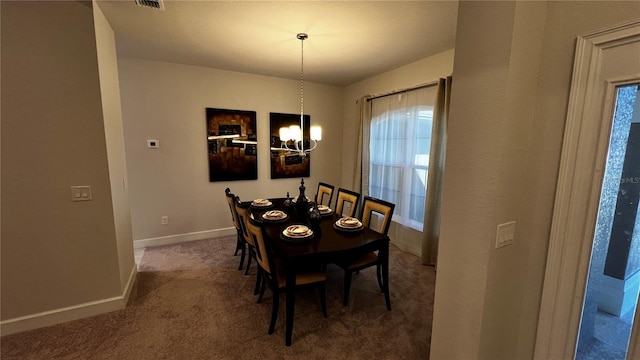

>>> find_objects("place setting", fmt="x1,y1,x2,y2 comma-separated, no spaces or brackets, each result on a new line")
250,198,273,209
281,224,314,242
317,205,333,216
333,216,364,233
261,209,288,223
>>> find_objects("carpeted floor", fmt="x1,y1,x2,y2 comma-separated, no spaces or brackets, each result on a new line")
1,236,436,359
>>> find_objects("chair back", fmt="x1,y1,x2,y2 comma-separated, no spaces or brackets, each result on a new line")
234,197,254,247
225,188,240,230
315,182,335,206
246,217,272,274
361,196,395,235
335,188,361,217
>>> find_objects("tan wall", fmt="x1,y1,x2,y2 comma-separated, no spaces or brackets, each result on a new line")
94,2,135,291
1,0,122,321
117,58,344,242
430,1,640,359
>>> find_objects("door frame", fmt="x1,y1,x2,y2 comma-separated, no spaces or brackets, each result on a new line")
535,19,640,359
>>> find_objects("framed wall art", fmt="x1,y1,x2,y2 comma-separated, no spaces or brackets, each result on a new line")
206,108,257,182
269,112,311,179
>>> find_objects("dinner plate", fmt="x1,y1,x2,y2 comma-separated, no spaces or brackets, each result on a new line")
335,217,363,228
283,224,313,237
317,205,333,216
251,199,273,208
281,224,314,240
261,210,288,222
334,217,364,232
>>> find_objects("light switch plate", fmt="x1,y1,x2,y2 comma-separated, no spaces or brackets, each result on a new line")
71,186,92,202
495,221,515,249
147,139,160,148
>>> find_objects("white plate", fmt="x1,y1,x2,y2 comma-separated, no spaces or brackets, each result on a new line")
335,217,363,229
318,205,332,213
262,210,287,221
251,199,272,207
282,225,313,238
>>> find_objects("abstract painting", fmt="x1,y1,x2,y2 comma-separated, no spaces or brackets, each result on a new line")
269,112,311,179
206,108,257,182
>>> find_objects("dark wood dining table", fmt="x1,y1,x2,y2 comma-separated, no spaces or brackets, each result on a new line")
249,198,391,346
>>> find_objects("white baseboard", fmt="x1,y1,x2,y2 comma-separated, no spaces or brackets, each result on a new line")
0,227,235,336
0,264,137,337
391,238,421,257
133,227,236,249
122,262,137,306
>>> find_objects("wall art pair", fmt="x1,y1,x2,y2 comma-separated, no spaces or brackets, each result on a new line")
205,108,310,182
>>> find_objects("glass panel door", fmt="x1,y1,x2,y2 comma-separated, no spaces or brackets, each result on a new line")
577,84,640,359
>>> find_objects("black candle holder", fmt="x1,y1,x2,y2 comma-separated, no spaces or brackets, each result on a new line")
308,201,322,231
295,178,309,212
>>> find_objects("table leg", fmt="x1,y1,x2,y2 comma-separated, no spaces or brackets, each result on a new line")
285,263,296,346
380,241,391,311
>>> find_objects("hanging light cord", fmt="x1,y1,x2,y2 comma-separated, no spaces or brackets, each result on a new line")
299,33,306,153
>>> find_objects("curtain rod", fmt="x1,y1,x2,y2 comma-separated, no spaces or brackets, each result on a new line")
366,80,439,102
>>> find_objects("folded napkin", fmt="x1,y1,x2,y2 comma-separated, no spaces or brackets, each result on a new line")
252,198,271,206
337,217,362,228
263,210,286,219
284,225,311,237
318,205,332,213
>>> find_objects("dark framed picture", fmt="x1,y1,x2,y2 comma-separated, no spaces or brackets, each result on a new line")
269,112,311,179
206,108,257,182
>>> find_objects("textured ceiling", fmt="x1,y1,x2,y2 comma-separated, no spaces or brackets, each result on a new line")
97,1,458,86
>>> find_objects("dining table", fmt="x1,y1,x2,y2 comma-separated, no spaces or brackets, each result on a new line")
249,196,391,346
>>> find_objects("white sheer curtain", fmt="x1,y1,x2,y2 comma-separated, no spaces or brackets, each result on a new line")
368,87,435,231
353,82,448,260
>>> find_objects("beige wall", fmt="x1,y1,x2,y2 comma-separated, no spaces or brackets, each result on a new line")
94,2,135,291
341,50,455,255
117,58,344,242
430,1,640,359
0,0,126,327
5,0,638,353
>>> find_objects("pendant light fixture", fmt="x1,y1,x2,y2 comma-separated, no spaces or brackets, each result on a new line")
276,33,322,156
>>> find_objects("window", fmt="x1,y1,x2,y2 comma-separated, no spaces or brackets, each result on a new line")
368,88,435,231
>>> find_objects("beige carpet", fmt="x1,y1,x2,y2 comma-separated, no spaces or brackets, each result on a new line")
1,236,436,359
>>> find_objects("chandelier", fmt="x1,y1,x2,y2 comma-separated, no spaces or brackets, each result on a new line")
276,33,322,156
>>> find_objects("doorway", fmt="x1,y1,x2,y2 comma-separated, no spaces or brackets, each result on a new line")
534,20,640,360
576,85,640,359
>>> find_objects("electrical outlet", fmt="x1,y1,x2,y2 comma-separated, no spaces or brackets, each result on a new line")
161,216,168,225
495,221,515,249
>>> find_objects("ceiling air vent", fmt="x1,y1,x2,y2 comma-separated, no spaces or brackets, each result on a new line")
135,0,164,11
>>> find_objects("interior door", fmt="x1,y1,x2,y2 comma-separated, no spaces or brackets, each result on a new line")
535,20,640,360
575,83,639,359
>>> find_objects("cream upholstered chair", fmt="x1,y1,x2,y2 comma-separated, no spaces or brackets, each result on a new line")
225,188,246,270
234,197,262,295
338,196,395,306
245,217,328,335
315,182,335,206
334,188,361,217
360,196,395,235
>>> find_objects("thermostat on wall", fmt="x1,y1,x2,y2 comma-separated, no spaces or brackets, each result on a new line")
147,139,160,148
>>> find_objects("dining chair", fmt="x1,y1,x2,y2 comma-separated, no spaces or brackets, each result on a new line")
334,188,361,217
338,195,395,306
245,216,328,335
234,197,262,296
315,182,335,207
225,188,246,270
